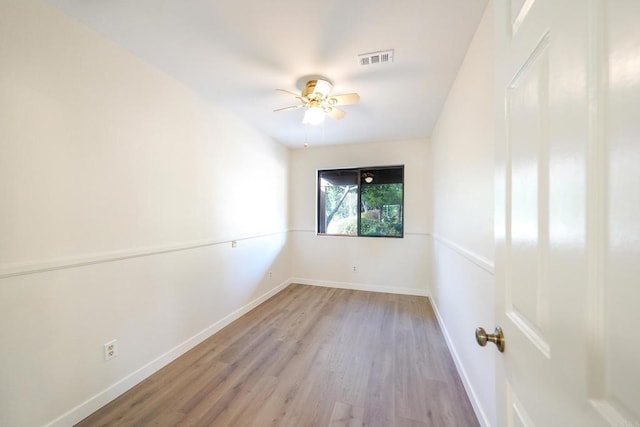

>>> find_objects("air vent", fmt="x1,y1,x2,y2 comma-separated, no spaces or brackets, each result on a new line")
358,49,394,66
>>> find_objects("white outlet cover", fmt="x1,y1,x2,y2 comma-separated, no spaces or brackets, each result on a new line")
104,339,118,361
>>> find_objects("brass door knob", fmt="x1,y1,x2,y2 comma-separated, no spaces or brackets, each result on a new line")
475,326,505,352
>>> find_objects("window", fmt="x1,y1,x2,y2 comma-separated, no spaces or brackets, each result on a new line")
317,166,404,237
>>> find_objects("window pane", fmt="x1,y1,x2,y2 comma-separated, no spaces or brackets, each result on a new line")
318,170,358,235
360,182,403,237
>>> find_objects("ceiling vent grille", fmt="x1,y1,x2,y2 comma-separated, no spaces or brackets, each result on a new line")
358,49,394,66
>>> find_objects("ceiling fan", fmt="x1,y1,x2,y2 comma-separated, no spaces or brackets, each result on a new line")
274,79,360,125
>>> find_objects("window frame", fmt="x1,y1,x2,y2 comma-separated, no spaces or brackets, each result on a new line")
316,165,404,238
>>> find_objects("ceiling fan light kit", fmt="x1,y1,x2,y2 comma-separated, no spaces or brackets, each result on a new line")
275,78,360,126
303,106,326,125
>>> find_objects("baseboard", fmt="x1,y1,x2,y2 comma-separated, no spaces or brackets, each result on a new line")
46,279,292,427
430,299,490,427
291,277,429,297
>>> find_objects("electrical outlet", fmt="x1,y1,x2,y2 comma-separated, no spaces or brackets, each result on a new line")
353,265,357,272
231,240,237,248
269,271,273,280
104,340,118,361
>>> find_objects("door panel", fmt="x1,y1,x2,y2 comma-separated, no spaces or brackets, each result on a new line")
506,32,550,358
495,0,639,425
587,2,640,424
510,0,535,36
507,386,535,427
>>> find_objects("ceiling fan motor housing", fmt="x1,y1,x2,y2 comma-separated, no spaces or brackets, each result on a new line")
303,79,333,100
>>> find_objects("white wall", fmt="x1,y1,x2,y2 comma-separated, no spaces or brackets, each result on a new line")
429,3,496,426
289,139,431,295
0,1,290,426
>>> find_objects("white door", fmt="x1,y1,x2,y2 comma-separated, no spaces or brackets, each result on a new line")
493,0,640,425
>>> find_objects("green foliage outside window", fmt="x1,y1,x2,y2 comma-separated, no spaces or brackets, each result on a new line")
360,183,403,236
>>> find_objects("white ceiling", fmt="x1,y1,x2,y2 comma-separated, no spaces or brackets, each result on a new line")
47,0,488,148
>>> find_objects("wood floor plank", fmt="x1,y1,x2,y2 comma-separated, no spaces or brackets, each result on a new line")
362,350,396,427
76,284,479,426
328,401,364,427
395,415,430,427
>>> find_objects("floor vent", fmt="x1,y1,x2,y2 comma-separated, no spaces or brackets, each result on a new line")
358,49,394,66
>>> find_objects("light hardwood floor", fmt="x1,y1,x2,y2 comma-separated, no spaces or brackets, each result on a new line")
77,284,479,426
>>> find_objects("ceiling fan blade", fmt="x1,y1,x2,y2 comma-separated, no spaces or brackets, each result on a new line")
276,88,303,98
326,107,346,120
274,105,304,112
329,93,360,106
